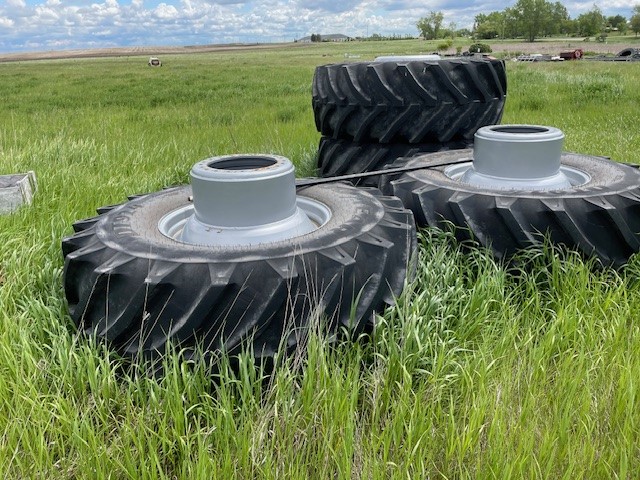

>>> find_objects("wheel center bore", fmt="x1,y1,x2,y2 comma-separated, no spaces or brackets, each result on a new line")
449,125,590,190
158,154,331,246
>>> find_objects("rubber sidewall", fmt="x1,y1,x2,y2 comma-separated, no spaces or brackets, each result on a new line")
391,150,640,198
384,150,640,266
96,184,386,262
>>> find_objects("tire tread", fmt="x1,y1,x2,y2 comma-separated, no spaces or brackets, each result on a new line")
312,58,507,143
62,186,416,362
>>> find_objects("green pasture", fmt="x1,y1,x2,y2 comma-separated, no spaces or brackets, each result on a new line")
1,42,640,478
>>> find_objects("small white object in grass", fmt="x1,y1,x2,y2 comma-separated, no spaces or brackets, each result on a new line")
0,171,37,214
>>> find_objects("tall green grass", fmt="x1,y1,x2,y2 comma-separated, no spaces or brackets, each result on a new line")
1,44,640,478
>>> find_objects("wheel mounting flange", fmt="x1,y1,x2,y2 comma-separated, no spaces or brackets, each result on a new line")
158,154,331,246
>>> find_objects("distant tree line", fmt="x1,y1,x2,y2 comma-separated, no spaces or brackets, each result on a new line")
417,3,640,43
363,33,416,41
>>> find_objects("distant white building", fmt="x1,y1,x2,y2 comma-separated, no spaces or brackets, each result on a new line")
297,33,353,43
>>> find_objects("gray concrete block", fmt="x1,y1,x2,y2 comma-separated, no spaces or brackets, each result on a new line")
0,171,37,214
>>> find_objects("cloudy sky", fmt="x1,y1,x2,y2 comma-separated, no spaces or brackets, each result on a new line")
0,0,637,53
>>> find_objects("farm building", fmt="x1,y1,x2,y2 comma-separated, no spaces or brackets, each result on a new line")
297,33,352,43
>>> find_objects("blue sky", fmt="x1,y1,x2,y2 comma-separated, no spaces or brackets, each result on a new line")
0,0,637,53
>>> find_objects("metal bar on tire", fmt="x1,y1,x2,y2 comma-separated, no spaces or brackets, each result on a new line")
296,155,473,189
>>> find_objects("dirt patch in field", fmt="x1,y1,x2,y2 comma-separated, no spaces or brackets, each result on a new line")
0,42,302,63
433,41,634,58
0,40,633,63
458,40,632,58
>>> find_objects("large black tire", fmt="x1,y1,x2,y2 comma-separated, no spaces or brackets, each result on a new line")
62,184,416,363
312,58,507,144
380,150,640,267
317,136,472,185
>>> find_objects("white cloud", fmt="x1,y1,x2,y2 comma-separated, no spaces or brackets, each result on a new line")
153,3,179,18
566,1,640,13
6,0,26,8
0,0,637,53
91,0,120,17
296,0,362,13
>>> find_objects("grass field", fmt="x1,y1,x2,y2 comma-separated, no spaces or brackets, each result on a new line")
1,40,640,478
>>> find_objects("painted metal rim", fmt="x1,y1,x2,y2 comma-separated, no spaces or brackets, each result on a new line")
158,196,332,246
158,154,332,246
445,125,591,191
445,162,591,190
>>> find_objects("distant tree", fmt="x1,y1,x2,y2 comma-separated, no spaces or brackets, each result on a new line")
425,1,623,43
547,2,570,36
559,17,578,36
417,11,445,40
607,14,627,33
474,12,501,39
577,6,605,37
448,21,457,39
440,25,457,39
631,6,640,36
503,7,520,38
511,0,554,42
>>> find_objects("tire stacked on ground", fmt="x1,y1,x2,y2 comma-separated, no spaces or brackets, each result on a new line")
62,156,417,366
312,57,508,184
316,137,472,185
378,128,640,268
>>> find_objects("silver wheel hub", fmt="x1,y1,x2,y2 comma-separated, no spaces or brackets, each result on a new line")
447,125,590,190
158,154,331,246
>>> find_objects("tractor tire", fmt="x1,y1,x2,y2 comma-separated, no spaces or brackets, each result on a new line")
62,183,416,363
317,136,472,185
312,58,507,144
380,150,640,267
